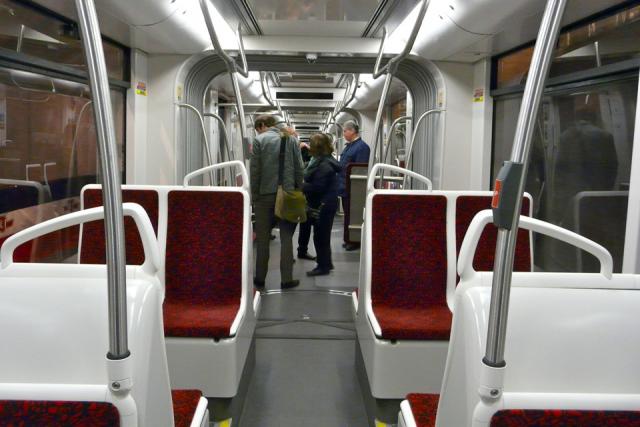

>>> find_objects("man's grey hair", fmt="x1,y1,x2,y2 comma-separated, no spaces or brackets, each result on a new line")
343,120,360,134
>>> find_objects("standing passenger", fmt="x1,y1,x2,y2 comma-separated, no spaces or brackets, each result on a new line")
304,133,340,276
251,114,304,289
338,121,370,251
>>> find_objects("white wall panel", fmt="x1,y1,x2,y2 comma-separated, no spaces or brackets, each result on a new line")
146,54,189,185
469,59,493,190
436,61,474,190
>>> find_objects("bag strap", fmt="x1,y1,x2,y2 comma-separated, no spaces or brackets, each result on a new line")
278,136,286,185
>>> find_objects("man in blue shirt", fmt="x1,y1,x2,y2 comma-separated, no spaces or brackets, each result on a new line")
338,120,370,251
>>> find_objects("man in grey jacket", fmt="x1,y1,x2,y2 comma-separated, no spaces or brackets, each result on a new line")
251,114,304,289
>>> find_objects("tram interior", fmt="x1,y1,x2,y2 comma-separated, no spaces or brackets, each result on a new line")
0,0,640,426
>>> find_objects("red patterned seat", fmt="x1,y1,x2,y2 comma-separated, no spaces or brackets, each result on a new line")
171,389,203,427
406,393,439,427
0,400,120,426
490,409,640,427
371,194,449,340
455,196,531,280
164,191,243,338
81,189,160,265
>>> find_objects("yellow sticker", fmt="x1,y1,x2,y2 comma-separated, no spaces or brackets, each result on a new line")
135,81,147,96
176,84,184,101
473,87,484,103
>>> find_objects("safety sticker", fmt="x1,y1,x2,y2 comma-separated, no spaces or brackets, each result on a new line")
135,81,147,96
473,88,484,102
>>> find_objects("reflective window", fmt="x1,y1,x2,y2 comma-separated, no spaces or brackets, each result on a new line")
495,4,640,89
493,78,636,272
0,0,127,81
0,67,125,262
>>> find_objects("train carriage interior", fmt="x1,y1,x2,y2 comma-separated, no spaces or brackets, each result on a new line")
1,0,640,426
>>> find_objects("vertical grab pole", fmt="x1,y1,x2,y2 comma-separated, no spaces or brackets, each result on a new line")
177,103,216,185
482,0,567,384
230,72,249,160
75,0,128,359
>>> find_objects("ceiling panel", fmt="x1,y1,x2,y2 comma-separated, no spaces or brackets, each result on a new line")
247,0,382,36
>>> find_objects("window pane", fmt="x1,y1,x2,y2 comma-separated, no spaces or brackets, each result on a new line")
0,67,125,262
0,0,127,81
496,5,640,89
493,78,637,272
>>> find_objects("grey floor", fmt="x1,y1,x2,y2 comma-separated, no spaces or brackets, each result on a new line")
240,217,369,426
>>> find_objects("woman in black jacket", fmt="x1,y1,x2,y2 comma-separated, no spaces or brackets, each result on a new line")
304,133,341,276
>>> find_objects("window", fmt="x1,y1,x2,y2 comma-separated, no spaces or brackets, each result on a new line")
493,77,636,272
0,2,128,263
0,0,127,81
495,4,640,90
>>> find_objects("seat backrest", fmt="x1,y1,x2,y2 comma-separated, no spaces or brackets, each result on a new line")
454,194,531,278
81,187,160,265
165,189,244,306
370,192,448,310
437,211,640,427
0,204,173,427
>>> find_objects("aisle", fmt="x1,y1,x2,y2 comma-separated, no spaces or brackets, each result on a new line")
241,218,368,426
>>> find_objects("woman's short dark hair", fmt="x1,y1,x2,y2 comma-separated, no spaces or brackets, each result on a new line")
309,133,334,156
254,114,276,130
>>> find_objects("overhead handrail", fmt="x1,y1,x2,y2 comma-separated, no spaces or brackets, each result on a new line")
176,103,216,185
402,108,445,188
75,0,131,380
324,74,359,131
367,163,432,193
203,112,233,165
458,210,613,283
1,203,160,275
183,160,249,192
199,0,250,161
368,0,430,177
380,115,411,185
479,0,568,403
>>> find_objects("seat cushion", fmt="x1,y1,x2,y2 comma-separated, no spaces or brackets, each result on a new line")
375,305,452,340
81,188,159,265
0,400,120,426
371,194,449,340
164,301,240,338
172,389,202,427
407,393,440,427
491,409,640,427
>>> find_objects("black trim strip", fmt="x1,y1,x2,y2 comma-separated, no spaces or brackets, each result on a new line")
0,46,130,90
491,58,640,98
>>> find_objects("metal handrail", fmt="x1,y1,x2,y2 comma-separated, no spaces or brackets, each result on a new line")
368,0,430,177
75,0,129,364
402,109,445,188
203,112,233,165
481,0,568,397
373,0,430,78
380,115,411,186
199,0,249,160
176,103,216,185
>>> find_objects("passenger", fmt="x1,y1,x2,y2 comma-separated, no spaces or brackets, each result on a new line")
338,120,370,251
297,140,316,261
304,133,341,276
251,114,304,289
